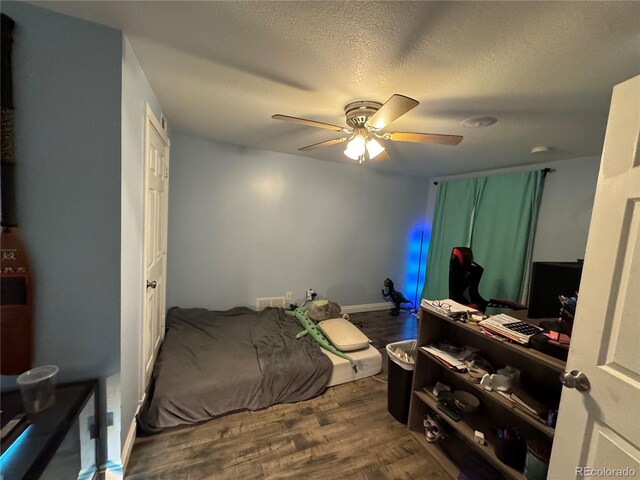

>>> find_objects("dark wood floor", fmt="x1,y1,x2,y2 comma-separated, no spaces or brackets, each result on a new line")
126,309,450,479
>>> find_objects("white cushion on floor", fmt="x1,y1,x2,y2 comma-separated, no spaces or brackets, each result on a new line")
323,345,382,386
317,317,370,351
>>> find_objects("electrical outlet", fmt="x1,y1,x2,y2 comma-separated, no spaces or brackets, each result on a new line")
285,291,293,301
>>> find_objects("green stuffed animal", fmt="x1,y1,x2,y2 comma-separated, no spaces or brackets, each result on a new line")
285,304,358,373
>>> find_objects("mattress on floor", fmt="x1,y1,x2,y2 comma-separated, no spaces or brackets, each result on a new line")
137,307,332,433
323,345,382,386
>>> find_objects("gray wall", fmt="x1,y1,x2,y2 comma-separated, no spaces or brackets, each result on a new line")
530,156,600,261
2,2,122,472
425,154,600,265
0,0,122,468
1,1,121,384
120,37,162,454
166,134,431,310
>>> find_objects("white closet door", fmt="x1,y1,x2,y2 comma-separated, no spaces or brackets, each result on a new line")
141,104,169,396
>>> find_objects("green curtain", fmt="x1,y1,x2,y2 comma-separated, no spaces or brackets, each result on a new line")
470,170,542,302
421,178,485,300
421,170,542,303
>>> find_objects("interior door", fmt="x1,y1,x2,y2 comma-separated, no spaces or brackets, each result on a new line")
141,104,169,392
548,75,640,478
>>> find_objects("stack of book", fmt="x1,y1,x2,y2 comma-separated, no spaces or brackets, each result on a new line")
509,388,548,422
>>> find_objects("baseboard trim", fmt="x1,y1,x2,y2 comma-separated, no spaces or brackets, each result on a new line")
341,302,394,314
121,417,137,474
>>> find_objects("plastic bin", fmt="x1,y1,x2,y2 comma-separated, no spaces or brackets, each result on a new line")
386,339,417,424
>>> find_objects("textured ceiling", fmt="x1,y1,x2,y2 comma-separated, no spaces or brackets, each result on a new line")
33,1,640,178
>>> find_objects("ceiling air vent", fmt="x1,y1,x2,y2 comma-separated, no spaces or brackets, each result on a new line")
256,296,286,311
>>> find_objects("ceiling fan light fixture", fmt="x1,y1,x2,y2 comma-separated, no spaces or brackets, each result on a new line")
344,134,366,160
366,138,385,159
350,134,366,151
343,146,360,161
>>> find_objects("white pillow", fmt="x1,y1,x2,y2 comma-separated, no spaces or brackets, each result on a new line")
317,318,370,351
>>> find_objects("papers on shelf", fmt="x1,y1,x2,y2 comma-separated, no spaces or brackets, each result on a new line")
420,298,481,317
421,344,476,372
497,388,549,423
510,388,548,418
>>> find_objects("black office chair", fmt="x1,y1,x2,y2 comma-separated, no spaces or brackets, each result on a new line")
449,247,527,313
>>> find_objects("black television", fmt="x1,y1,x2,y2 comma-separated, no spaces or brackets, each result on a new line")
527,261,583,318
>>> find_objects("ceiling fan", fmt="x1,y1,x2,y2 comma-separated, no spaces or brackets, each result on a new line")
272,94,463,164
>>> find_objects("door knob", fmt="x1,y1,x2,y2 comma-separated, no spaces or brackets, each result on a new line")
560,370,591,392
146,280,157,289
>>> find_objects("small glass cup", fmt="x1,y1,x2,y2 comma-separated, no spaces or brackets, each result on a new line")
16,365,59,413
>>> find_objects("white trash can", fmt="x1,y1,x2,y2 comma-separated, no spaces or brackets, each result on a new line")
386,340,416,423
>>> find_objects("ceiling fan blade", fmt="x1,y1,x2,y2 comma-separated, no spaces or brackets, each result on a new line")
371,150,390,162
298,137,347,151
366,94,419,130
387,131,463,145
272,114,345,132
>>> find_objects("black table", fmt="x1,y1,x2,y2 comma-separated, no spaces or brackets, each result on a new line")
1,380,98,480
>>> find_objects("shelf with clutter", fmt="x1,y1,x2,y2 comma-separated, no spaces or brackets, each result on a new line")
408,304,562,480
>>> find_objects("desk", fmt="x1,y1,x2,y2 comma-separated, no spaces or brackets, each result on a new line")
1,380,98,480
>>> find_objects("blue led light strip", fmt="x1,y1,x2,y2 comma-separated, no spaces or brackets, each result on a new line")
0,424,33,466
404,222,430,311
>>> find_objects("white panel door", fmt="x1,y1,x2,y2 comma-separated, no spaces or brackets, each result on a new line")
549,75,640,478
141,105,169,394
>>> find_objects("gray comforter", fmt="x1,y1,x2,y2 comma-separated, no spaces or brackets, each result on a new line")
137,306,332,432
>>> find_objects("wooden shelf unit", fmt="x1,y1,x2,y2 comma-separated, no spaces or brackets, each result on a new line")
408,308,564,479
419,349,556,438
409,429,461,479
415,390,525,480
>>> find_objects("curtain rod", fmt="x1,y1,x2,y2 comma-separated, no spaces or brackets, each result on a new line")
432,167,553,185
